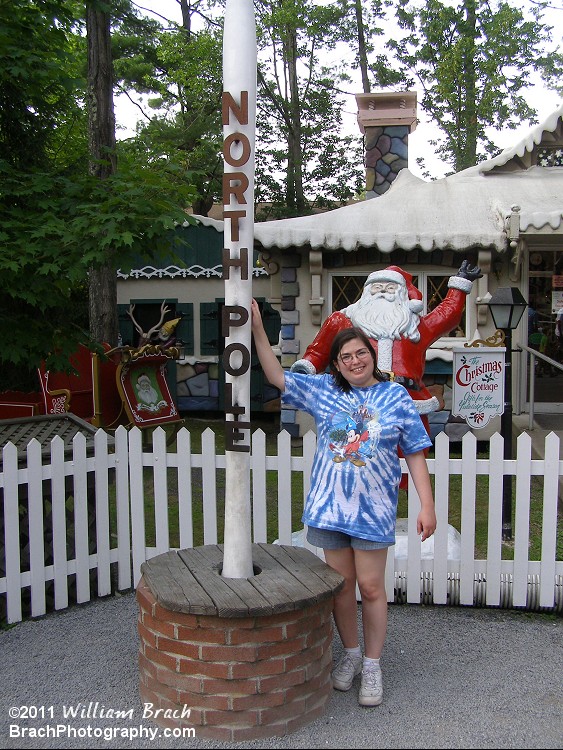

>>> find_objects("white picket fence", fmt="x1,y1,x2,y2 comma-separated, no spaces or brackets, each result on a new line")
1,426,562,624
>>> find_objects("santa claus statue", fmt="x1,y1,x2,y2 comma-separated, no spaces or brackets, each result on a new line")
291,260,482,422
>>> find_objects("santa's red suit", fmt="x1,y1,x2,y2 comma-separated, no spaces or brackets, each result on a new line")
291,264,480,487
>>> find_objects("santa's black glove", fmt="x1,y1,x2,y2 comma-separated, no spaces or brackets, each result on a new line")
456,260,482,281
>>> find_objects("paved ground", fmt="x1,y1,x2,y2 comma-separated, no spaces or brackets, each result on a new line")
513,413,563,460
1,592,561,749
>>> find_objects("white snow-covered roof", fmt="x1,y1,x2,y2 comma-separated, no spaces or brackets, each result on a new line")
192,103,563,253
479,103,563,173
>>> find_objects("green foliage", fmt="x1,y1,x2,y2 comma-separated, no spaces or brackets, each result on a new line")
335,0,394,92
254,0,364,213
113,6,224,211
0,0,86,170
113,0,365,215
0,0,199,383
378,0,560,172
0,156,197,379
0,0,90,381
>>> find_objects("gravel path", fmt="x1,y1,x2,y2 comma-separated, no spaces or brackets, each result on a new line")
1,593,561,749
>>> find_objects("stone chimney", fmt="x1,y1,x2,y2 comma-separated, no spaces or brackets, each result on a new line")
355,91,417,199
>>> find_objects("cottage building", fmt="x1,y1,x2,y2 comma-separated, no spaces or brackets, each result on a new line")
117,95,563,439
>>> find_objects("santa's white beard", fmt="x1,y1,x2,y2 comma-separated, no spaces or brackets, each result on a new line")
346,292,421,341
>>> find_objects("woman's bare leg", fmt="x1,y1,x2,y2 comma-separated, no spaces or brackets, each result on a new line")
324,547,360,648
354,548,388,658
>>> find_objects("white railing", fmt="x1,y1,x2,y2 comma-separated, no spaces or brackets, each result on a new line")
1,427,562,624
517,342,563,429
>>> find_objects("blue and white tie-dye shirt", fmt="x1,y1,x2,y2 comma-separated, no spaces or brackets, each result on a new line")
282,372,432,544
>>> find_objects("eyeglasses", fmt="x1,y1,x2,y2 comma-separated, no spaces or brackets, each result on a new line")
338,348,371,365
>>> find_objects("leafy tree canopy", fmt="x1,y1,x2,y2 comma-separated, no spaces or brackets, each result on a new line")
0,155,197,378
113,2,225,213
0,0,198,385
254,0,364,215
377,0,562,172
0,0,86,170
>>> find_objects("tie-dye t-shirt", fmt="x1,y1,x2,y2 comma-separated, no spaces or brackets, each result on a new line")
282,372,432,544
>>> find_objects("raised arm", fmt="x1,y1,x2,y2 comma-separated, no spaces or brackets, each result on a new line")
251,299,285,392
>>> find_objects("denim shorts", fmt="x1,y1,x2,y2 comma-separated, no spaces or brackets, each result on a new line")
306,526,391,551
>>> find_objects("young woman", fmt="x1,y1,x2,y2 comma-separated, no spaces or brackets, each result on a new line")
251,299,436,707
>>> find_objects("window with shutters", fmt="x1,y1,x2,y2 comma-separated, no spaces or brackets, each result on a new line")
117,300,194,350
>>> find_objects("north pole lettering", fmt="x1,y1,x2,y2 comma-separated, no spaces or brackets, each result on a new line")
222,90,252,452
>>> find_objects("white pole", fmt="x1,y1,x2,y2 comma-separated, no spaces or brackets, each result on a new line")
221,0,256,579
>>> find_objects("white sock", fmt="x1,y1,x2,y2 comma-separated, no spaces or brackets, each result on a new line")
345,646,362,661
363,656,381,669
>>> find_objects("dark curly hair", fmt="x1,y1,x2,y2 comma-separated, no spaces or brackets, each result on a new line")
329,327,386,392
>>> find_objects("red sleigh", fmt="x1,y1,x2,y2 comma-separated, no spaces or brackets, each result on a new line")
0,302,183,432
0,343,124,428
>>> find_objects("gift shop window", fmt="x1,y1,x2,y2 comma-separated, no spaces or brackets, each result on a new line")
332,275,367,311
424,274,467,337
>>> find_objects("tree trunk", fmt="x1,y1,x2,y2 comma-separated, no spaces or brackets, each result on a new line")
180,0,192,34
458,0,478,171
284,29,305,211
354,0,371,93
86,1,118,345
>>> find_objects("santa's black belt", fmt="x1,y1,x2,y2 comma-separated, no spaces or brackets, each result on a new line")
381,371,421,391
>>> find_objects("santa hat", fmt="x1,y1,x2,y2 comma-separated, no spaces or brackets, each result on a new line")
364,266,423,302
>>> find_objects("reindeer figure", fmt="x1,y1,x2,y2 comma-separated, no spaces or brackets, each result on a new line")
127,300,171,349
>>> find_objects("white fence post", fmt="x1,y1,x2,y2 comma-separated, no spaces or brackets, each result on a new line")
201,428,219,546
459,433,477,606
177,426,194,551
432,432,451,605
129,426,146,587
3,442,22,624
486,433,504,606
27,439,46,618
50,435,68,611
72,431,91,604
114,425,132,591
513,433,533,607
276,430,293,545
540,432,560,608
152,426,170,556
251,429,267,543
94,429,112,597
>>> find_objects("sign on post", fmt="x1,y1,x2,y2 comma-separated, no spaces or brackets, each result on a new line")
220,0,257,579
451,347,505,429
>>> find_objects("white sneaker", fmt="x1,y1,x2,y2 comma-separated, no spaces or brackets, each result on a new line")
359,664,383,706
331,652,362,691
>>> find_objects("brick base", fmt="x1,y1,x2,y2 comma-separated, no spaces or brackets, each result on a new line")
136,577,336,741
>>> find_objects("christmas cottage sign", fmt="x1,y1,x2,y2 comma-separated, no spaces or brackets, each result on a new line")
452,347,505,429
